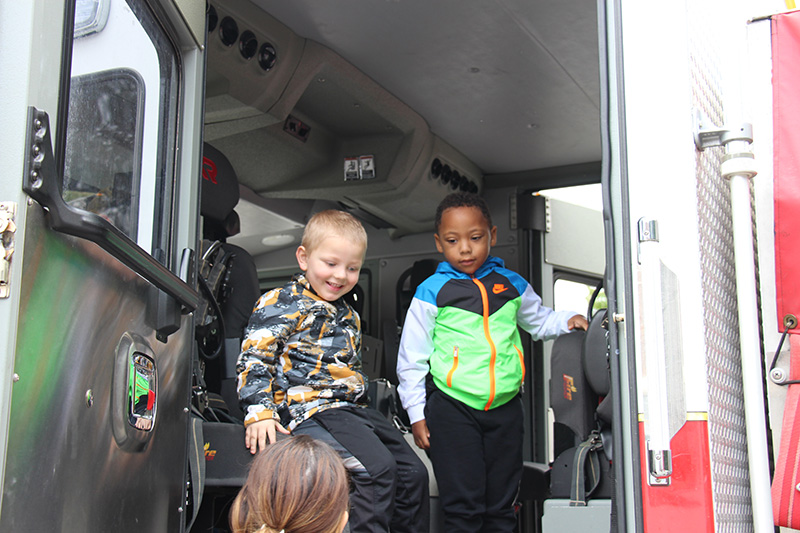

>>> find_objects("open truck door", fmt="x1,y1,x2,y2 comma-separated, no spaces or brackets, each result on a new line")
602,2,795,532
0,0,206,530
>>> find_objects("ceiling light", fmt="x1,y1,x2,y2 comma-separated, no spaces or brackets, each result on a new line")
261,234,295,247
74,0,110,38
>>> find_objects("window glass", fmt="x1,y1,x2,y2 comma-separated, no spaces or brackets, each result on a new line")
64,70,143,238
554,278,606,317
64,0,179,263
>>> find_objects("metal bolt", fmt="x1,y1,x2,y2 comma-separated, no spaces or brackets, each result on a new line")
770,368,787,384
796,483,800,492
183,407,189,413
12,373,19,383
613,313,625,323
85,390,93,408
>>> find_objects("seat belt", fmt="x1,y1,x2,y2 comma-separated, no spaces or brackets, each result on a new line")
569,430,603,507
772,334,800,528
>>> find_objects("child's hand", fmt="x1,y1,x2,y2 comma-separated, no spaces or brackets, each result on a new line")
411,420,430,450
245,419,291,454
568,314,589,331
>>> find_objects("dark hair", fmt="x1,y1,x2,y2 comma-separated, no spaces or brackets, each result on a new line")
434,193,493,232
229,435,349,533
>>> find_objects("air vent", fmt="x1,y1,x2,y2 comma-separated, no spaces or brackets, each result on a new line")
219,17,238,47
207,5,218,33
239,30,257,59
430,157,479,194
258,43,277,71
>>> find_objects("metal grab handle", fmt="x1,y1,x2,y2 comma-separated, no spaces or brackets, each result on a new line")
21,107,200,315
638,218,686,486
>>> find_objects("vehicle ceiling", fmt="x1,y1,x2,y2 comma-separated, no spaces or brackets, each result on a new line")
207,0,601,253
255,0,601,175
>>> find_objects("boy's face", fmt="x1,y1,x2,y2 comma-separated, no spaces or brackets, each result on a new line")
434,206,497,276
296,235,364,302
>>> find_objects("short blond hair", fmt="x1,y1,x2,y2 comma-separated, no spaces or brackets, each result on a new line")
301,210,367,253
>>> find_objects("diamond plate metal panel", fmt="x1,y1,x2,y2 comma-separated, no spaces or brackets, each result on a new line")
688,3,753,531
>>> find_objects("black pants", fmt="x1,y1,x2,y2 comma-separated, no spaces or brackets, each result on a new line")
295,406,430,533
426,389,523,533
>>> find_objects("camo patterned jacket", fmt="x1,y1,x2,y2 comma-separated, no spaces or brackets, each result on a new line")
236,274,368,430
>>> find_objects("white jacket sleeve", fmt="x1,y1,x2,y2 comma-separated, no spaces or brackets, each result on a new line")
517,284,576,341
396,297,437,424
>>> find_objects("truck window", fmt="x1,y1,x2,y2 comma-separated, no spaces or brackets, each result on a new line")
64,0,179,262
554,277,605,317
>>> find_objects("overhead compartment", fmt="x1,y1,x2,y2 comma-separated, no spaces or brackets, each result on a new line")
204,0,483,237
204,1,304,130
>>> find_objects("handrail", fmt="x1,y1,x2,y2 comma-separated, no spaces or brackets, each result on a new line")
22,106,200,312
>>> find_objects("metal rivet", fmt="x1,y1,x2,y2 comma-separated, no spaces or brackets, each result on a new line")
770,368,787,384
796,483,800,492
12,373,20,383
85,390,93,408
183,407,189,413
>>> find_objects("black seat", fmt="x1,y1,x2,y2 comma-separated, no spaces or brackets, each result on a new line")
198,143,260,419
191,144,263,532
547,290,613,505
382,259,439,385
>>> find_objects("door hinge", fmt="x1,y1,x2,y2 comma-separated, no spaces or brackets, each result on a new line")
0,202,17,299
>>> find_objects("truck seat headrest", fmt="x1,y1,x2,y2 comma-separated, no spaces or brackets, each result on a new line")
201,143,240,223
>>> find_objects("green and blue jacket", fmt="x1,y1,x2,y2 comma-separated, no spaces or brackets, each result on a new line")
397,256,575,422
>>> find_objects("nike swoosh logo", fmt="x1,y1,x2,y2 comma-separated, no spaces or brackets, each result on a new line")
492,284,508,294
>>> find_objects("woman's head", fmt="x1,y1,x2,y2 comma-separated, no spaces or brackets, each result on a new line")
230,435,350,533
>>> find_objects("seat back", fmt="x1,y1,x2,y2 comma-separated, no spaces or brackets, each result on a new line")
395,258,439,326
548,285,613,503
550,330,597,454
198,143,260,417
382,259,439,384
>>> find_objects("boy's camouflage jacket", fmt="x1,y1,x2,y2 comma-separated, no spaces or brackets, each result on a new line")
236,274,368,429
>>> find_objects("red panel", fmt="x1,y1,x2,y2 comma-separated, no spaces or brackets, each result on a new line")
773,11,800,334
771,335,800,528
639,420,715,533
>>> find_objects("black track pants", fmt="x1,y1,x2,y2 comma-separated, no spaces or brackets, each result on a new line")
295,406,430,533
426,389,523,533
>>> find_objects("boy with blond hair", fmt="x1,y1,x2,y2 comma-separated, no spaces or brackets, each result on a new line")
237,209,429,533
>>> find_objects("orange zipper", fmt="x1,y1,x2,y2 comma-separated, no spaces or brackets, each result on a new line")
446,346,459,387
472,278,497,410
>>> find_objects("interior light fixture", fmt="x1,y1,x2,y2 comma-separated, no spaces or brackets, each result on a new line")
261,234,295,247
74,0,110,38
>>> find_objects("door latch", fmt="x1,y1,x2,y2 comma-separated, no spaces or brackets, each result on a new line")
0,202,17,299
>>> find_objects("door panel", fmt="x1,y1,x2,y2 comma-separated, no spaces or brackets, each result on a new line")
0,0,205,530
2,207,193,530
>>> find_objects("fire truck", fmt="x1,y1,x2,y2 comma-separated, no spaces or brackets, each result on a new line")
0,0,797,531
